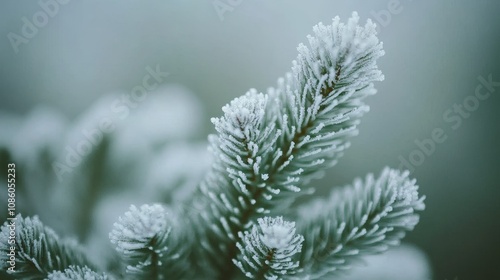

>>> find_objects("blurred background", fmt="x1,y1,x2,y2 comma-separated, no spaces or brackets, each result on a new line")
1,1,499,279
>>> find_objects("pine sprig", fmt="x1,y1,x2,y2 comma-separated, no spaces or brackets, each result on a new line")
233,217,304,280
296,168,425,279
0,215,94,280
266,12,384,201
109,204,189,280
192,12,385,278
194,90,280,274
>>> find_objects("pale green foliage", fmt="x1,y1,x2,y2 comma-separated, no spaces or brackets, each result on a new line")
0,215,94,280
0,12,426,280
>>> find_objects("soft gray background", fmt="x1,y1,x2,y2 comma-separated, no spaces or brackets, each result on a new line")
1,1,499,279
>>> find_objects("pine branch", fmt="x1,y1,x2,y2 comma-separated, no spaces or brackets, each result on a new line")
109,204,189,280
265,12,384,203
0,11,427,280
47,265,108,280
191,12,385,278
0,215,95,280
233,217,304,280
193,91,280,275
296,168,425,279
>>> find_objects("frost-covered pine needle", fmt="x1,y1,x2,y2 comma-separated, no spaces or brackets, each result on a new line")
0,215,93,279
194,12,388,279
297,168,425,279
109,204,170,254
233,217,304,279
109,204,188,279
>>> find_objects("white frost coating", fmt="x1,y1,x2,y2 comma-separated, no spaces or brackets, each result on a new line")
389,170,421,207
258,217,299,250
256,11,386,204
294,12,382,117
109,204,169,253
212,89,268,141
0,214,89,277
293,12,385,88
298,167,425,221
200,88,280,236
234,217,304,279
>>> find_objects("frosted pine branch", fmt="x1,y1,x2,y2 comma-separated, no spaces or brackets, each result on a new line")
47,265,108,280
233,217,304,280
0,215,94,280
296,168,425,279
266,11,384,200
0,11,428,280
109,204,189,279
194,90,280,274
192,12,385,278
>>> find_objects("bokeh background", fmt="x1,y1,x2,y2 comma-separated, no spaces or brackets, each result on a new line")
1,1,499,279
